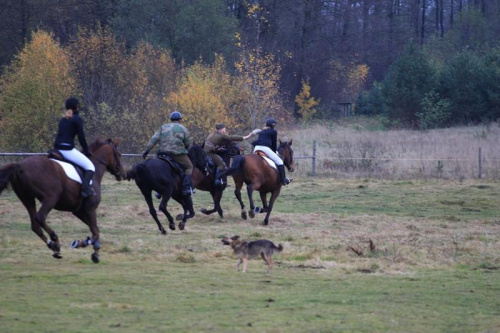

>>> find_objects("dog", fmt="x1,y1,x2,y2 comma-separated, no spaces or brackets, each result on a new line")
221,235,283,273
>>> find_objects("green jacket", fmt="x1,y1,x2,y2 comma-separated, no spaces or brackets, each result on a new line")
204,131,244,153
145,122,191,155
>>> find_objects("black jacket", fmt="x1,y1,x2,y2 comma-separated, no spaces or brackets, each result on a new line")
252,128,277,152
53,114,90,154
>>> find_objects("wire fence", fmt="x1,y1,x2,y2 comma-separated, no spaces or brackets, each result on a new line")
1,141,499,180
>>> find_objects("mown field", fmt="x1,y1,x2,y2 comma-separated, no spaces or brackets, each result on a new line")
1,175,499,332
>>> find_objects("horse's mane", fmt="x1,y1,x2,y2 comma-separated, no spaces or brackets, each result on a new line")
88,138,110,152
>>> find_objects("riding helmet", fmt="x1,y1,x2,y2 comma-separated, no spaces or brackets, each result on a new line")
265,117,277,128
65,97,80,112
170,111,183,121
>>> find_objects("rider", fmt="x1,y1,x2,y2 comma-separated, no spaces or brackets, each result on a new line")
53,97,95,198
142,111,194,197
204,123,253,187
252,117,291,185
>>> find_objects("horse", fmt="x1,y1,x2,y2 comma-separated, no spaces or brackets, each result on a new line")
0,138,125,263
125,149,206,234
188,141,241,218
223,139,295,225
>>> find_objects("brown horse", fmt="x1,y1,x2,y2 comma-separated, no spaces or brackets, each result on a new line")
188,141,241,218
224,139,295,225
0,138,125,263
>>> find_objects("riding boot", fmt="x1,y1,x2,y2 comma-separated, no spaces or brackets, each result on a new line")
277,165,291,186
214,169,226,188
81,170,96,198
182,175,195,196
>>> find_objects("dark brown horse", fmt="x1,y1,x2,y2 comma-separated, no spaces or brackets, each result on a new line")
223,139,294,225
0,138,125,263
188,141,240,218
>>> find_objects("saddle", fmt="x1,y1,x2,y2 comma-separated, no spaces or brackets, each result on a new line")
157,153,184,175
47,149,87,183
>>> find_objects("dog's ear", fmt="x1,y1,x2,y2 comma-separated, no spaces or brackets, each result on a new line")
231,235,240,240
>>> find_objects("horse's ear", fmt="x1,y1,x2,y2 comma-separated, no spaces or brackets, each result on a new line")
114,139,121,147
288,139,292,146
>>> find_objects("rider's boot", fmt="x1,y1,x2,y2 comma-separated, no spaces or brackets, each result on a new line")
277,165,291,186
182,175,195,196
81,170,96,198
214,169,226,187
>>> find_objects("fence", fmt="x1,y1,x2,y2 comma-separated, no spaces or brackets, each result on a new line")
1,141,498,179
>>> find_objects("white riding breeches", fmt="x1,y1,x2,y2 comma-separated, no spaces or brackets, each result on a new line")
253,145,283,166
59,148,95,171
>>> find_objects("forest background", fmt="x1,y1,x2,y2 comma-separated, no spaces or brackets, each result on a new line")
0,0,499,152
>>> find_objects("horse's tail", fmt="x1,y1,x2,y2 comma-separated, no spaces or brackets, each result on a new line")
0,163,21,195
223,155,245,176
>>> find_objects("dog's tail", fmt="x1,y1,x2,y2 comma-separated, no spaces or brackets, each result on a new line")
274,243,284,252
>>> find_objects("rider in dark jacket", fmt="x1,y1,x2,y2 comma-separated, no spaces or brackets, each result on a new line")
54,97,95,198
252,118,291,185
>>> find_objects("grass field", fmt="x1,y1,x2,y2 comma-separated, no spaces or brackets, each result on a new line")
0,178,500,332
1,176,499,332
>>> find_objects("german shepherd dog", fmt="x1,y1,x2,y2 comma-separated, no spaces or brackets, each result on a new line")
221,235,283,273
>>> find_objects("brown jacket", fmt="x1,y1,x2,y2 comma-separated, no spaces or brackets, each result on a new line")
204,131,243,153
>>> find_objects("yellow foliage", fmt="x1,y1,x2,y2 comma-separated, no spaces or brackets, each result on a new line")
295,81,320,121
0,30,75,151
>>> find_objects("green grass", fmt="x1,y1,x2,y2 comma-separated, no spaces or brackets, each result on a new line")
1,176,499,332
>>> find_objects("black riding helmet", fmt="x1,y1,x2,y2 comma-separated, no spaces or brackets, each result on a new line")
170,111,183,121
266,117,277,128
65,97,79,114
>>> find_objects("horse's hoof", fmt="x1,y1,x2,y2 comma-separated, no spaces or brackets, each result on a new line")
52,253,63,259
241,212,247,220
254,206,262,213
70,240,79,249
175,214,183,221
179,222,185,231
263,220,269,226
169,223,176,231
249,210,255,219
91,253,100,264
200,208,209,215
161,229,167,235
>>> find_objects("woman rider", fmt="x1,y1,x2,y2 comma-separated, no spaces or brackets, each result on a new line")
53,97,95,198
252,117,291,185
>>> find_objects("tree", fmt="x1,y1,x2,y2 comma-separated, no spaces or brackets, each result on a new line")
295,81,320,121
0,30,75,151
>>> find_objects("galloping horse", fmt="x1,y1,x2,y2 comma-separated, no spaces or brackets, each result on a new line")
126,150,206,234
188,141,240,218
223,139,294,225
0,138,125,263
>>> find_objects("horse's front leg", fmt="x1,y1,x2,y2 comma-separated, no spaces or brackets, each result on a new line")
259,191,269,213
200,190,219,216
71,209,101,263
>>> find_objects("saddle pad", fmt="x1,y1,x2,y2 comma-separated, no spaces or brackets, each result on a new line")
50,159,92,184
260,156,277,171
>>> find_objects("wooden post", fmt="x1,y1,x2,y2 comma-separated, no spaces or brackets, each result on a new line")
478,147,482,179
312,140,317,176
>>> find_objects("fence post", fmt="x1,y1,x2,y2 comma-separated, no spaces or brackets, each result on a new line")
312,140,317,176
478,147,482,179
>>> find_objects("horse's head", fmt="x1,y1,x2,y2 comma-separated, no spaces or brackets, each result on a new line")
278,139,295,172
188,143,208,174
216,140,241,157
89,138,125,180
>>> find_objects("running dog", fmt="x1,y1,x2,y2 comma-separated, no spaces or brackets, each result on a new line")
221,235,283,273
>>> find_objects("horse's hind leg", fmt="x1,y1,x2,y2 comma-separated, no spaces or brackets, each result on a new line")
233,180,247,220
143,189,168,234
247,185,256,219
158,196,175,232
19,195,61,258
259,192,269,213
